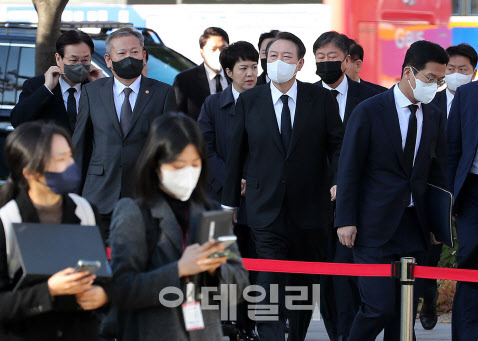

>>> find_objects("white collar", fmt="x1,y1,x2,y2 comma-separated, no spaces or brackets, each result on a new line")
322,75,348,95
113,75,142,97
270,80,298,105
446,88,455,105
204,63,226,81
231,84,241,103
59,76,81,95
393,83,422,110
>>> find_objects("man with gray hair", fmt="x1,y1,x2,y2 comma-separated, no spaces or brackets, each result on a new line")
73,27,176,238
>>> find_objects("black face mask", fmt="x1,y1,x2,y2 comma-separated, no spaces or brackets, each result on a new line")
316,60,344,85
112,56,144,80
260,58,268,74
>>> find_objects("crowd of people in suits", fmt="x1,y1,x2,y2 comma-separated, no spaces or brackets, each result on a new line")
1,22,478,341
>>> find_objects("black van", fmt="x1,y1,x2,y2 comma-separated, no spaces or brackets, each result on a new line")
0,21,195,178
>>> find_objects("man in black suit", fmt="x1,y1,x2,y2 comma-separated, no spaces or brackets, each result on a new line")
11,30,103,134
345,40,388,93
172,27,230,120
431,43,476,118
222,32,344,341
73,27,175,239
313,31,381,341
336,40,448,341
257,30,279,85
420,43,477,331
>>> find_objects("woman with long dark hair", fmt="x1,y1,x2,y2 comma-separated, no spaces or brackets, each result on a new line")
108,113,249,341
0,122,109,340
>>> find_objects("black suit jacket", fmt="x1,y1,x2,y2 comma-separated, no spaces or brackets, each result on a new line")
10,75,75,133
430,89,447,117
72,76,175,215
222,81,344,229
256,71,268,86
335,87,447,247
172,63,230,121
316,77,380,127
360,79,388,93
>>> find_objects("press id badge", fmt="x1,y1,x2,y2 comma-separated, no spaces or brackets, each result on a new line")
182,282,205,331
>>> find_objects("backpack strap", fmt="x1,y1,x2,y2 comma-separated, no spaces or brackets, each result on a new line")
68,193,96,226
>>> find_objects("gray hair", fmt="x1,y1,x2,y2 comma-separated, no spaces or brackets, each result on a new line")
105,27,144,54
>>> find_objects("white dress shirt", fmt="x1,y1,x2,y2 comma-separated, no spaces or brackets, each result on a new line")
204,63,228,95
45,77,82,113
231,84,241,104
446,88,454,118
393,84,424,206
113,76,141,122
323,76,349,122
270,80,298,132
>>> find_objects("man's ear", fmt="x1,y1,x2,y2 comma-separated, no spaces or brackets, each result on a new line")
356,60,363,73
55,53,62,68
296,58,305,72
226,68,233,79
200,49,206,61
472,69,477,81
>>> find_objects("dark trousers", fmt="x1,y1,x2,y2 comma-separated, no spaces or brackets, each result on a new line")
333,241,360,340
320,224,339,341
233,223,257,332
452,175,478,341
251,205,326,341
420,243,442,304
348,208,427,341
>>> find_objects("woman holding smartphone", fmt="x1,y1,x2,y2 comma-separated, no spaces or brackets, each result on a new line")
107,114,249,341
0,122,109,340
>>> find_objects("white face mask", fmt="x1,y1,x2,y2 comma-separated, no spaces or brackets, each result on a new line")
160,166,202,201
445,72,473,92
204,51,222,72
408,69,438,104
267,59,299,84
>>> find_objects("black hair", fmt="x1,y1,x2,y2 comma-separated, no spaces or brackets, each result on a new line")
312,31,350,56
401,40,450,75
199,27,230,49
134,113,208,205
56,30,95,58
266,31,306,59
0,122,73,207
258,30,280,50
219,41,259,71
446,43,478,69
349,42,364,62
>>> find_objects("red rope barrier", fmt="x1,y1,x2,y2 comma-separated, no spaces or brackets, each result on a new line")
106,248,478,283
242,258,478,283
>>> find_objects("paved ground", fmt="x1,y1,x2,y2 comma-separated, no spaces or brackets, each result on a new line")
304,319,451,340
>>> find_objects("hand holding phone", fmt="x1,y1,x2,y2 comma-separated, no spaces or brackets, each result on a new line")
75,260,101,275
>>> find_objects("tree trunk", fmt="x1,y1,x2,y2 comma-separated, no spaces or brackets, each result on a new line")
32,0,69,75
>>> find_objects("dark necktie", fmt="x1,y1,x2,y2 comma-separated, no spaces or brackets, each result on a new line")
331,89,339,100
215,74,223,93
280,94,292,152
404,104,418,176
120,88,133,134
66,88,77,132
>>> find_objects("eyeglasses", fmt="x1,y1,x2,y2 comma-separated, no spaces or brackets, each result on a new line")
411,66,445,87
65,57,91,64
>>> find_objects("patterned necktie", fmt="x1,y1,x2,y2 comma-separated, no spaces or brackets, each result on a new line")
120,88,133,134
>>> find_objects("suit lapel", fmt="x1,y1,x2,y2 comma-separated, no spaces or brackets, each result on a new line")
263,86,286,156
100,78,123,138
381,88,408,174
412,104,432,176
151,197,183,255
52,84,66,110
288,81,311,157
198,63,212,98
124,77,154,137
344,80,361,124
